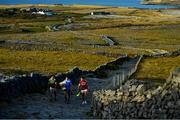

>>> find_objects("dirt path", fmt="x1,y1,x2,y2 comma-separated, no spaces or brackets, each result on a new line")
0,58,139,119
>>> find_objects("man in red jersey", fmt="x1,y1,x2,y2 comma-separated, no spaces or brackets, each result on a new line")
78,76,89,104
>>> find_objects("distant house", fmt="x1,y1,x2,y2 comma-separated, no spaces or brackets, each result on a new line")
19,7,54,15
32,11,54,16
30,8,54,16
90,11,111,15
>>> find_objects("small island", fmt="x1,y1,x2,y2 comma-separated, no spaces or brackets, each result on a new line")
141,0,180,5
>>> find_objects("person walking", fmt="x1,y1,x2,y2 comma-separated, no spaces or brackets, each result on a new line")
48,75,58,101
78,77,89,105
60,77,72,104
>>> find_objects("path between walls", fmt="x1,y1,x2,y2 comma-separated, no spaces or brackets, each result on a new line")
0,57,140,119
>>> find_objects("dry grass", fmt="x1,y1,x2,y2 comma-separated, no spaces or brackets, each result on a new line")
0,49,115,75
133,56,180,80
74,26,180,51
0,5,180,77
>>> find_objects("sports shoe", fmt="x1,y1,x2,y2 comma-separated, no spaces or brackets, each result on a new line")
82,101,85,105
84,101,87,104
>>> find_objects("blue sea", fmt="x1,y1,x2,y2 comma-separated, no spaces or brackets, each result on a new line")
0,0,177,9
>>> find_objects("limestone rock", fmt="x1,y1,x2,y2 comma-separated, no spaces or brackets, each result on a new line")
129,85,137,92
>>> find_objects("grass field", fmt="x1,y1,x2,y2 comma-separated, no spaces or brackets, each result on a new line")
0,5,180,76
133,56,180,80
0,49,114,75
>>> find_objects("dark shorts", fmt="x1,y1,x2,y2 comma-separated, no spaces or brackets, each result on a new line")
64,89,71,94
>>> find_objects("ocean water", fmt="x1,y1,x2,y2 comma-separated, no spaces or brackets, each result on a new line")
0,0,176,9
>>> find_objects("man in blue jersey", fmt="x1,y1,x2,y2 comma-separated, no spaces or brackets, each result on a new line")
60,77,72,104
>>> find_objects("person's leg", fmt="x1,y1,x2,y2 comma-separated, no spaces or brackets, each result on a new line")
81,91,85,103
67,90,71,104
70,85,74,95
84,90,88,104
64,90,67,103
54,89,57,101
49,87,53,101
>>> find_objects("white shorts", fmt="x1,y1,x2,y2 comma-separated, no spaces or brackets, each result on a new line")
81,89,88,93
50,87,56,93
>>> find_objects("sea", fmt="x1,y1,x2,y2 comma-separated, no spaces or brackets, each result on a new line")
0,0,177,9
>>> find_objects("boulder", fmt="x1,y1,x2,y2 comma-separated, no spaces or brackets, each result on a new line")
132,95,145,102
136,84,144,94
129,85,137,92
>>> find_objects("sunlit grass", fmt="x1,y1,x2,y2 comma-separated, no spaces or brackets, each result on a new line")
74,26,180,51
133,56,180,80
0,49,115,75
0,5,180,77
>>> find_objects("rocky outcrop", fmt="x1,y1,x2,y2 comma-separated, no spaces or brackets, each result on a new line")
92,68,180,119
141,0,180,5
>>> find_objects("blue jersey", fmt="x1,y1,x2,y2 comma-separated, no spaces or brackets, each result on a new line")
65,80,72,90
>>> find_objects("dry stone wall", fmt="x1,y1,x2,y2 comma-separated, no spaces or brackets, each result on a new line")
112,55,143,88
0,67,85,102
92,68,180,119
144,49,180,58
94,55,129,78
0,73,49,102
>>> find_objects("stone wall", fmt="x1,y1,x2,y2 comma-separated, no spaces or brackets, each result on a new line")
168,68,180,83
94,55,129,78
0,73,49,102
144,49,180,58
92,68,180,119
112,55,143,88
0,67,85,102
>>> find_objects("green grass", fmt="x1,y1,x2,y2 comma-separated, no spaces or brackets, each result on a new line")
133,56,180,80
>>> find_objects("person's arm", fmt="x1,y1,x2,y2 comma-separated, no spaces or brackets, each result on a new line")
78,82,81,92
59,80,66,86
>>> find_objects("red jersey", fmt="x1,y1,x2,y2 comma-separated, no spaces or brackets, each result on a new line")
79,79,88,90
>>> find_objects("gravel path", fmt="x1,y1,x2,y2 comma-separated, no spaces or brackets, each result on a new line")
0,58,139,119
